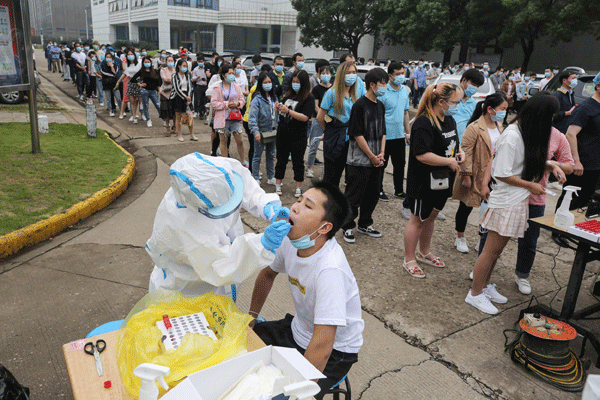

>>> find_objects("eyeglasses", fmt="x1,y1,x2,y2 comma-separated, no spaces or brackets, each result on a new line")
444,99,461,105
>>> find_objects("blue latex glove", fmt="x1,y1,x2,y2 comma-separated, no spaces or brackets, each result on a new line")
263,203,290,223
261,220,291,253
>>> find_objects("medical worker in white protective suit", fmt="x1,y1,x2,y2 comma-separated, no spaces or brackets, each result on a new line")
147,152,291,298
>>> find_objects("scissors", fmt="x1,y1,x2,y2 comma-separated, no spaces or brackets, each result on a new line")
84,339,106,377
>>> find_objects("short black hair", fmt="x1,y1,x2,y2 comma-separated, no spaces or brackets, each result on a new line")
315,59,330,74
252,54,262,64
461,68,485,87
365,68,389,88
197,54,204,61
292,52,304,63
211,52,219,57
310,179,349,239
339,53,353,64
274,55,284,62
557,70,576,85
260,64,272,73
388,61,404,75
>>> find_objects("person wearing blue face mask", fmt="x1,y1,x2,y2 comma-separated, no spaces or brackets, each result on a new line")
338,54,366,97
232,61,249,96
379,62,411,203
268,56,286,101
341,68,389,244
552,70,579,134
274,70,315,198
282,52,305,95
191,55,208,119
171,59,197,141
306,64,333,177
452,68,485,143
515,71,536,113
412,59,427,108
403,82,465,278
539,67,554,91
249,180,364,400
116,50,143,122
85,50,99,101
317,61,360,187
131,56,163,129
250,54,263,86
72,43,89,101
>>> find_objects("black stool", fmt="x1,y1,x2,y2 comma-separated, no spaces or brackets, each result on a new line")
327,375,351,399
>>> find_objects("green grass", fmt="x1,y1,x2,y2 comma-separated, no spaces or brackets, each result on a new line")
0,123,128,236
147,50,159,57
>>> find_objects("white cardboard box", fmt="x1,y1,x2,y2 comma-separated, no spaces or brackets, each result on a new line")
160,346,325,400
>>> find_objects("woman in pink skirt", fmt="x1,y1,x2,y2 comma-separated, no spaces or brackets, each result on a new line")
465,92,566,315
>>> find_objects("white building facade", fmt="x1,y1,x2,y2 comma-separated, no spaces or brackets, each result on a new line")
90,0,336,58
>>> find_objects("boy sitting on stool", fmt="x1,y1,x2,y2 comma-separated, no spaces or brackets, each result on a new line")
249,179,364,399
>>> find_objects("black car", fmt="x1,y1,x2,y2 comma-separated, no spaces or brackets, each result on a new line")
542,73,596,105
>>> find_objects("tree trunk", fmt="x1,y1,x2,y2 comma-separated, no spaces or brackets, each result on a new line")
443,47,454,66
520,37,535,72
458,39,469,63
349,38,360,59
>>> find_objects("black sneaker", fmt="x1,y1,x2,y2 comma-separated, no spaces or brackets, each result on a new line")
357,225,382,238
379,192,389,202
394,192,405,199
314,158,323,165
343,229,356,243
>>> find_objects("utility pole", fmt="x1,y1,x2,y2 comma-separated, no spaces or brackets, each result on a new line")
85,9,89,39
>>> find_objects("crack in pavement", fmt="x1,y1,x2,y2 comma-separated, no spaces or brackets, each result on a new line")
355,358,429,400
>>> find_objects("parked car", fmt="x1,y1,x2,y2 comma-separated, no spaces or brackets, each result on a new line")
432,74,494,103
541,74,597,105
0,71,40,104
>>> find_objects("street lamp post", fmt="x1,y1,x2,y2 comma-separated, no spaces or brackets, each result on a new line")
85,9,89,39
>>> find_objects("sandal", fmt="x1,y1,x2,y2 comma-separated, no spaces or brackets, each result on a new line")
416,251,446,268
178,137,184,142
403,259,425,278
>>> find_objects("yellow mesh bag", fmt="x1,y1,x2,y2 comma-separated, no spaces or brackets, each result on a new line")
116,290,252,398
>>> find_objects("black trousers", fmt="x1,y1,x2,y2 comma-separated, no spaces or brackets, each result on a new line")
455,201,473,233
275,132,307,182
380,138,406,195
253,314,358,400
342,164,382,230
86,74,96,98
243,121,254,173
194,85,207,116
555,170,600,211
323,142,349,188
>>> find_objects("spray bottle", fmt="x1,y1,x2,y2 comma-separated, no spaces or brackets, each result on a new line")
133,363,170,400
554,186,581,229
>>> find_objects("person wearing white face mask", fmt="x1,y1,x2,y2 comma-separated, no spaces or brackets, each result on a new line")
379,62,411,201
306,64,333,178
552,70,578,134
249,180,363,400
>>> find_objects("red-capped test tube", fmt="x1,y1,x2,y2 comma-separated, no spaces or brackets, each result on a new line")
163,315,173,333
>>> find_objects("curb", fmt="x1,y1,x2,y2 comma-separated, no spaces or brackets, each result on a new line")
0,132,136,259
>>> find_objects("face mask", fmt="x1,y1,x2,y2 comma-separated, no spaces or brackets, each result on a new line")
344,73,357,86
91,57,97,61
411,65,415,69
296,61,304,69
76,47,82,52
144,62,152,68
509,76,515,81
554,70,559,74
569,79,578,88
464,84,478,97
484,65,489,70
84,46,90,51
545,72,551,77
444,102,459,116
226,74,235,83
93,45,98,50
418,64,423,69
127,55,135,61
106,58,112,63
464,66,469,71
167,62,174,68
180,67,188,73
275,65,284,72
524,77,530,81
217,61,222,67
262,83,272,92
142,51,147,56
254,65,261,70
135,52,140,57
100,55,105,61
122,47,126,51
320,74,331,84
444,70,450,74
101,47,106,51
292,83,301,92
491,109,506,122
198,62,204,67
374,85,386,97
393,75,406,85
53,43,57,46
289,223,326,249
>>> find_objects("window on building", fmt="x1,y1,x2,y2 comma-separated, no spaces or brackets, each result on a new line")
196,0,203,7
204,0,212,8
173,0,190,6
116,25,129,40
271,25,281,45
139,27,159,46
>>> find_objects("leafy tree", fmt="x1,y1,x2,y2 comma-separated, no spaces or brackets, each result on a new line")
291,0,386,58
499,0,600,71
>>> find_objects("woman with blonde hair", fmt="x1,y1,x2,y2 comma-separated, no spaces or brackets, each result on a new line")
317,60,359,187
403,82,465,278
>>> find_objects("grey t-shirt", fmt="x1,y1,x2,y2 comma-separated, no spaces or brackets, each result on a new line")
347,96,386,167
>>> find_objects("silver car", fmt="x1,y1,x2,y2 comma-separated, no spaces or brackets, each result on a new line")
432,74,495,103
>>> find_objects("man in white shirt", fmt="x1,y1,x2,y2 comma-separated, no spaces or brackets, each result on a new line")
250,180,364,400
539,67,554,91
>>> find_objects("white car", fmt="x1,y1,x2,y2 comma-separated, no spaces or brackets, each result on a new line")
432,74,495,103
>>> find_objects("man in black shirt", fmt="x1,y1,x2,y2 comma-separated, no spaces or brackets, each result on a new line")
553,71,578,134
205,52,219,79
341,68,388,243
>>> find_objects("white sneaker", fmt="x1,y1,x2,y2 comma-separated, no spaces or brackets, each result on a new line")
193,112,198,118
474,241,480,252
401,207,411,220
79,95,84,101
109,111,115,117
483,284,508,304
141,115,147,121
436,212,446,220
216,148,222,156
465,290,499,315
515,277,532,295
259,172,263,179
133,118,138,124
163,121,167,126
99,102,104,107
129,116,134,122
275,184,282,195
306,168,314,178
469,271,474,280
454,237,469,253
295,187,302,198
147,120,152,127
267,178,277,186
343,229,356,243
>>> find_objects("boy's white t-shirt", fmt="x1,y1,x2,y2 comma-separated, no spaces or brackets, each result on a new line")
488,124,530,209
270,237,364,354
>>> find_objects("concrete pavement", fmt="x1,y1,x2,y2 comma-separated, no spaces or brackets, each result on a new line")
2,51,600,399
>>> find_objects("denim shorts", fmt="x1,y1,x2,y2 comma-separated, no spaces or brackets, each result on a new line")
216,120,243,135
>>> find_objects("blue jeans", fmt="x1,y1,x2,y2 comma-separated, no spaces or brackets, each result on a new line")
478,203,545,279
140,89,161,121
306,119,323,168
96,77,104,105
252,138,275,180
